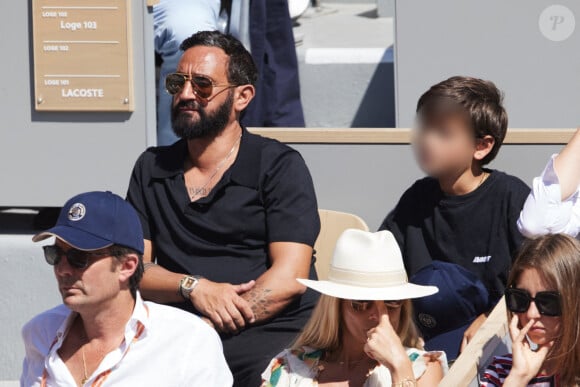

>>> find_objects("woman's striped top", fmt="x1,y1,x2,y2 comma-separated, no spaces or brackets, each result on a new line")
480,354,558,387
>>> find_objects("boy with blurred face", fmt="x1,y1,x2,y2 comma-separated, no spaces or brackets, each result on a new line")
380,76,530,360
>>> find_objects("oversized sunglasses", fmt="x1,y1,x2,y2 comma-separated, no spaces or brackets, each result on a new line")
350,300,403,312
43,245,112,270
505,288,561,317
165,73,238,101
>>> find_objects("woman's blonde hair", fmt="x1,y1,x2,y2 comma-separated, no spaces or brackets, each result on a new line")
292,295,423,353
507,234,580,386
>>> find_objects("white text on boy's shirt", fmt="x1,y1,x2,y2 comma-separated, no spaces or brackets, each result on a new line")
473,255,492,263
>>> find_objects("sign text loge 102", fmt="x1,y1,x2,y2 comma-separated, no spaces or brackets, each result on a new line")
32,0,134,111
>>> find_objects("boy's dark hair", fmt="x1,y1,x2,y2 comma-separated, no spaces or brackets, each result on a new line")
180,31,258,87
416,76,508,165
110,245,144,299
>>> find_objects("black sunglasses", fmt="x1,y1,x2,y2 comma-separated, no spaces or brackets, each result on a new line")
505,288,561,317
43,245,112,270
165,73,238,101
350,300,403,312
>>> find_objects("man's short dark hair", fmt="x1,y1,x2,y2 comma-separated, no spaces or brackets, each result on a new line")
180,31,258,87
110,245,144,299
416,76,508,165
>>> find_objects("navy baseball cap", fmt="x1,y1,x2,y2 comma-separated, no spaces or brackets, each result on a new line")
32,191,144,254
410,261,490,361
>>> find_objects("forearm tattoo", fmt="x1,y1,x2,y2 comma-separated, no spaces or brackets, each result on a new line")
247,285,274,321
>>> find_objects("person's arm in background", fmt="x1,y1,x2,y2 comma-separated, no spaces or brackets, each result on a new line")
554,128,580,200
518,128,580,238
460,313,488,353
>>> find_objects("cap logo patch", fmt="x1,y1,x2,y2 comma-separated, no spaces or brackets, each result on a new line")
418,313,437,328
68,203,86,221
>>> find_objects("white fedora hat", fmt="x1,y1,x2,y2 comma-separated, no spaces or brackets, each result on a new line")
298,229,438,300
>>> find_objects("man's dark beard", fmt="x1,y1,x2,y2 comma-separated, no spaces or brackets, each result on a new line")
171,91,233,140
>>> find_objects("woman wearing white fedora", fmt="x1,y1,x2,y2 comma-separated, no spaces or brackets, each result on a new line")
261,229,448,387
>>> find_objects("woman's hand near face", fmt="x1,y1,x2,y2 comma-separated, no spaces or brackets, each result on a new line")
364,314,414,381
503,315,553,387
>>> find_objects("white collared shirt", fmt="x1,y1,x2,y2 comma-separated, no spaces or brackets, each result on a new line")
20,292,233,387
518,154,580,238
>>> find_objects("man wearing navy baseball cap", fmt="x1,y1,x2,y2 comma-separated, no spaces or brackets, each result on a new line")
20,191,232,387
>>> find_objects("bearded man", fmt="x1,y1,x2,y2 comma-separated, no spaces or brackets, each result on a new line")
126,31,320,387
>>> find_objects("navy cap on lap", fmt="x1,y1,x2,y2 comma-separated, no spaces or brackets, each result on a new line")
32,191,144,254
410,260,490,361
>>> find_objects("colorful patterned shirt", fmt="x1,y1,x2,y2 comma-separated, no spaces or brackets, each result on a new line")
261,346,448,387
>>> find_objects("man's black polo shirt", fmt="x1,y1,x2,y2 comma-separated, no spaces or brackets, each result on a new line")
127,126,320,310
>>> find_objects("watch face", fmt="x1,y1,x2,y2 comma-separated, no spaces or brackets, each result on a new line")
180,276,198,300
182,277,195,289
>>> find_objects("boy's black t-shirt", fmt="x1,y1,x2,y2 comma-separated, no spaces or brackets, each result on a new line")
380,170,530,304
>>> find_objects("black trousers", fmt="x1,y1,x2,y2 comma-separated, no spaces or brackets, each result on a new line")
241,0,305,127
221,319,304,387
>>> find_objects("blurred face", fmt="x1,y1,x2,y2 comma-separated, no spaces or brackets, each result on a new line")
171,46,235,140
413,112,477,178
515,268,562,345
52,239,122,312
341,299,403,345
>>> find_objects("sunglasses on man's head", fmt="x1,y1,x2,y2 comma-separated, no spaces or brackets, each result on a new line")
165,73,238,101
43,245,112,270
505,288,561,317
350,300,403,312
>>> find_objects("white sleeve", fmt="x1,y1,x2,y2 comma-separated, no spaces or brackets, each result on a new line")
517,155,580,238
20,305,71,387
20,320,46,387
182,324,233,387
